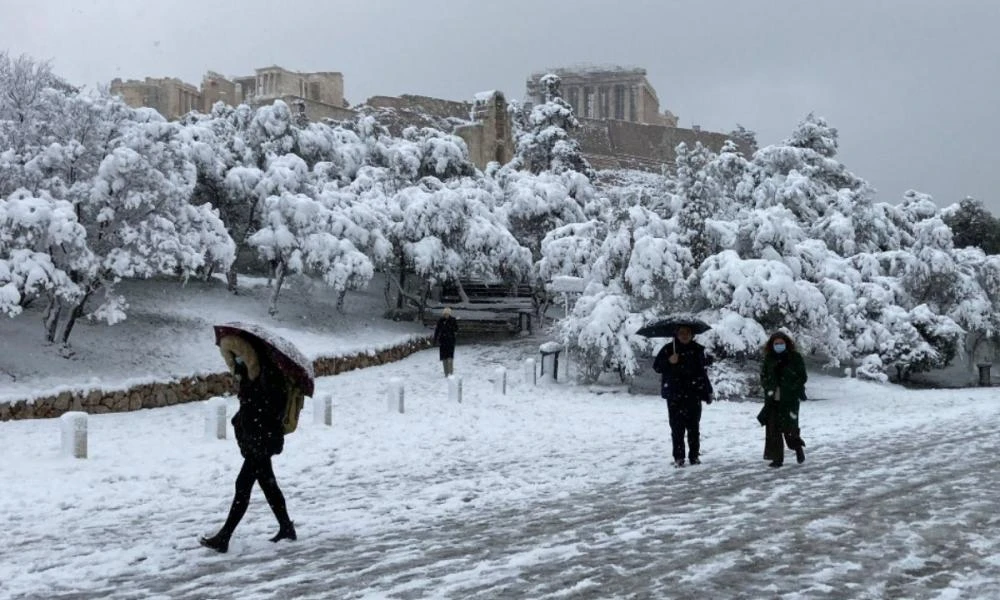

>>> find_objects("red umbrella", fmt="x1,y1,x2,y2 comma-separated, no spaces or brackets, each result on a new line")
213,321,315,397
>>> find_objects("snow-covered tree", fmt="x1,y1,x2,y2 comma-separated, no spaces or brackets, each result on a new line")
380,176,530,310
0,189,90,317
512,73,594,177
45,117,233,344
675,142,722,267
557,282,645,382
249,191,373,315
498,170,588,260
942,197,1000,254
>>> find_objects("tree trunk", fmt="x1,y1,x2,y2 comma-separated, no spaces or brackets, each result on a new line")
229,204,259,294
266,259,277,288
534,287,551,330
383,274,393,309
388,272,423,311
226,264,239,294
57,289,92,346
336,289,347,313
967,333,987,371
418,281,431,323
455,279,470,305
396,257,407,309
43,295,62,344
268,261,286,316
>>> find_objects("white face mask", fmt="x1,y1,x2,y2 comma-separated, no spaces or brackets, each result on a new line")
773,343,787,354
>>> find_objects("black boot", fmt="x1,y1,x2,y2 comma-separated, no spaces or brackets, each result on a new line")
768,461,783,468
199,533,230,553
270,521,297,543
796,446,806,464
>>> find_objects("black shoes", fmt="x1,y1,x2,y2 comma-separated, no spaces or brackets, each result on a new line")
768,461,783,468
202,522,295,552
795,447,806,464
199,534,230,553
673,459,685,468
270,522,297,543
688,457,701,465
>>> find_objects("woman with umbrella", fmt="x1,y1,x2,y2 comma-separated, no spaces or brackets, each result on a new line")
200,323,312,553
645,317,714,468
757,331,807,468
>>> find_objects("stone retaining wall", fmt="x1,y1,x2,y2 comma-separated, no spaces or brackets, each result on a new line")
0,337,433,422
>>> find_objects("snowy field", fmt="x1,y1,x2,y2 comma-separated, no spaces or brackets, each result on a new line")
0,274,427,404
3,336,1000,599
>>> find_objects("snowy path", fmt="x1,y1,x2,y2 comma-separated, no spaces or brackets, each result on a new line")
4,341,1000,599
51,413,1000,599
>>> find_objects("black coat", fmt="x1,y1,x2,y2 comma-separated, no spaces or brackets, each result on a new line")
652,341,713,405
230,361,286,459
433,316,458,360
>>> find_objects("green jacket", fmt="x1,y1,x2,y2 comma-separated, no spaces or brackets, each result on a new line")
757,350,807,431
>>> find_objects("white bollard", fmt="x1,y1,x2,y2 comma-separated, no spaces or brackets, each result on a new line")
524,358,536,386
495,366,507,395
449,375,463,403
60,411,88,459
204,398,227,440
313,394,333,426
387,378,404,414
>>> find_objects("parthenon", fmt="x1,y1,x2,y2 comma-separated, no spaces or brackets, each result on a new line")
525,66,678,127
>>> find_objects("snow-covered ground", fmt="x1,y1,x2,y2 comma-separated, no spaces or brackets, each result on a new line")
0,274,427,404
3,333,1000,599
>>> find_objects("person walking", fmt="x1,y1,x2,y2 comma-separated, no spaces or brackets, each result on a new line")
433,307,459,377
652,325,713,467
200,334,296,553
757,332,808,468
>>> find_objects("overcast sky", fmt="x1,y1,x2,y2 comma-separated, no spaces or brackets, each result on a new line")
3,0,998,210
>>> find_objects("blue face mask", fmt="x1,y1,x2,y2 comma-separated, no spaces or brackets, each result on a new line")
773,343,787,354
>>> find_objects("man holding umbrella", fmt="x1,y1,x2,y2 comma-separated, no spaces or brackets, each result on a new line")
645,317,713,468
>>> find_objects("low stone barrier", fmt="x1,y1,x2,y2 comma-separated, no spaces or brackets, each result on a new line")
0,336,433,422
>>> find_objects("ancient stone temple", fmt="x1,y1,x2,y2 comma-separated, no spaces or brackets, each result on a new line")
525,66,678,127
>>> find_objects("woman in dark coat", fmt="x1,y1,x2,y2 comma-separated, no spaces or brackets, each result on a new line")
433,307,458,376
200,335,296,553
758,331,807,468
652,326,713,467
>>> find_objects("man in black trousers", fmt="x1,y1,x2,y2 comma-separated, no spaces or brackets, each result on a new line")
652,326,713,468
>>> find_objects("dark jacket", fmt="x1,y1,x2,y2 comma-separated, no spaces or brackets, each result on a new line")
433,316,458,360
757,350,807,431
231,361,286,459
652,341,713,405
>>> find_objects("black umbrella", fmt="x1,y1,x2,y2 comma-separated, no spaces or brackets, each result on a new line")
214,321,315,397
636,316,711,338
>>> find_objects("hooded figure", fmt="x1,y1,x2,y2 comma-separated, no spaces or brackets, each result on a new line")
652,326,713,467
200,334,296,553
433,307,459,376
757,331,807,468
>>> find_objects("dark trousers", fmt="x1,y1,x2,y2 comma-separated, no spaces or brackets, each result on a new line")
667,401,701,461
219,456,291,538
763,410,805,464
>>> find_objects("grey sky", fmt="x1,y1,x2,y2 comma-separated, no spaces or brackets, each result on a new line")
3,0,998,211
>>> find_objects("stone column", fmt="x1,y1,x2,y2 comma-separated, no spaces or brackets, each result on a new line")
629,85,638,122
